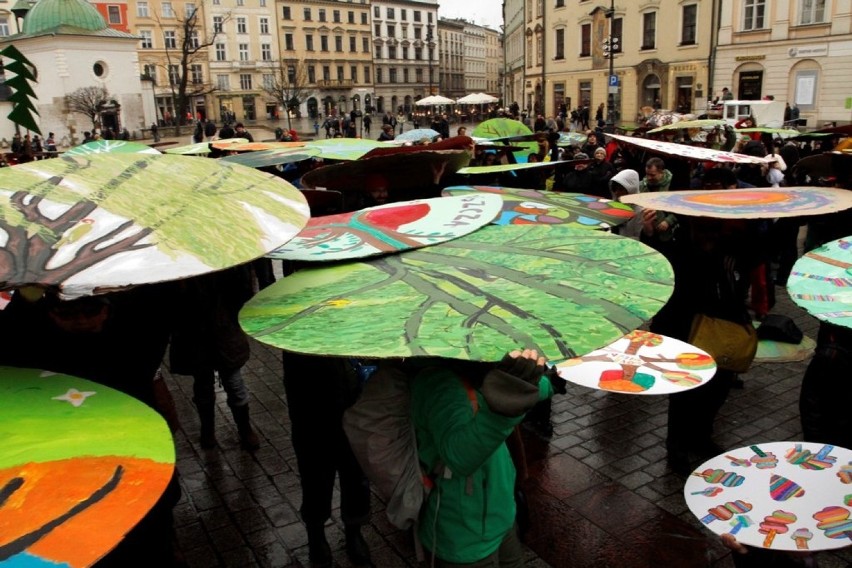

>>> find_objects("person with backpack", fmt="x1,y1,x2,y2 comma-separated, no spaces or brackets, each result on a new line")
410,349,558,566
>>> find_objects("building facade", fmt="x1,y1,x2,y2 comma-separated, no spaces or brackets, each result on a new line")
523,0,544,115
276,0,374,120
484,25,501,98
371,0,438,114
541,0,715,125
714,0,852,127
462,20,486,94
503,0,525,110
438,17,464,99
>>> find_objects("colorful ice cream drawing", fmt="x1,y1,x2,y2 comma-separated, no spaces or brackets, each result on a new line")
785,443,837,470
812,506,852,540
750,445,778,469
694,468,746,487
725,455,751,468
701,500,752,524
691,487,724,497
769,474,806,501
729,515,754,535
759,510,797,547
837,462,852,484
791,528,813,550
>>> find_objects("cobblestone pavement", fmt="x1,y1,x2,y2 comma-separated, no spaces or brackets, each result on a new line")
161,281,852,568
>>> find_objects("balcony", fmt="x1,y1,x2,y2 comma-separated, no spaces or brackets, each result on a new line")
317,79,354,89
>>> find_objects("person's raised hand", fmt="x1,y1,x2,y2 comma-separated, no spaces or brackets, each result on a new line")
497,349,547,385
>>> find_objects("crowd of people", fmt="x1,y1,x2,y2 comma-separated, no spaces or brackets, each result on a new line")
1,107,849,568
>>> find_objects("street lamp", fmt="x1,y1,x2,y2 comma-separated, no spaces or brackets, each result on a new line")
601,0,618,131
426,24,434,97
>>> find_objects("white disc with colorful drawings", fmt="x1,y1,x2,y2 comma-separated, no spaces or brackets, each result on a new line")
554,331,716,395
684,442,852,552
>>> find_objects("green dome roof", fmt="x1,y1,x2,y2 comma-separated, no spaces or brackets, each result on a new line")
22,0,107,35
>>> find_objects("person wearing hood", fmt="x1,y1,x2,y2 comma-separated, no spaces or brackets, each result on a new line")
639,157,678,243
552,152,595,194
609,169,642,239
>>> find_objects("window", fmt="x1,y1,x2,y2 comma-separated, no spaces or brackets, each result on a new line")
143,63,156,80
579,80,592,107
320,35,328,51
140,30,153,48
361,12,367,24
136,1,148,17
189,30,199,48
168,64,179,85
287,65,296,83
428,12,432,23
375,23,381,36
374,5,380,18
260,17,269,34
337,65,344,81
191,64,203,84
333,10,340,23
389,67,397,83
308,65,316,83
362,37,369,52
237,17,247,34
161,2,173,17
304,7,311,20
414,10,421,22
642,12,656,49
612,17,622,52
536,34,543,65
402,46,409,59
164,30,176,49
318,8,326,22
217,74,230,90
323,66,330,80
364,65,370,83
236,0,243,5
580,23,590,56
351,65,358,82
415,68,422,82
335,36,343,51
259,0,265,7
348,11,354,24
350,37,356,52
240,74,252,90
555,0,564,6
306,35,314,51
284,34,293,50
184,3,196,18
387,7,395,19
262,43,272,60
415,47,422,60
414,27,421,40
387,24,395,36
107,5,121,24
376,68,383,84
554,28,564,59
743,0,765,30
239,43,249,61
375,46,382,59
262,74,274,89
403,68,409,83
401,8,407,20
388,45,396,59
681,4,697,44
800,0,826,24
213,16,223,32
215,43,226,60
281,6,290,19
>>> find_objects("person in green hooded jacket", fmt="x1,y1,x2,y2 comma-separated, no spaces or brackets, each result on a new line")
639,156,678,243
411,349,556,566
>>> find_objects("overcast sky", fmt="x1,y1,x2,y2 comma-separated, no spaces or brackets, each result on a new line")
439,0,503,30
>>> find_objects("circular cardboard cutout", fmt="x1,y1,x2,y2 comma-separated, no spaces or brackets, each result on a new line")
64,140,161,156
685,442,852,552
0,367,175,567
442,185,635,229
221,148,319,168
607,133,768,165
240,225,674,362
787,237,852,329
555,331,716,394
0,154,310,298
621,187,852,219
305,138,386,161
268,194,503,261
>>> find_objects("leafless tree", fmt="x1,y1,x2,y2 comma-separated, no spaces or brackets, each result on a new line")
261,59,312,132
65,86,111,130
154,2,229,133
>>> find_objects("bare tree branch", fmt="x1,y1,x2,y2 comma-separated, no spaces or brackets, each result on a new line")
65,86,111,130
260,59,312,131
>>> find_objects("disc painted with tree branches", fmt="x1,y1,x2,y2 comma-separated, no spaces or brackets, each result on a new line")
0,366,174,567
240,225,674,362
0,154,309,298
787,236,852,329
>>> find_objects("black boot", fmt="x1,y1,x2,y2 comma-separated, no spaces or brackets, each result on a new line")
307,523,332,568
231,404,260,452
344,524,371,566
196,401,217,449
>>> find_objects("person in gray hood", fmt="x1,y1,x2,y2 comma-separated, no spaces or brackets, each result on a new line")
608,169,642,239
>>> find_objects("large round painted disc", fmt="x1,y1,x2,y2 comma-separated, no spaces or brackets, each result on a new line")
787,236,852,329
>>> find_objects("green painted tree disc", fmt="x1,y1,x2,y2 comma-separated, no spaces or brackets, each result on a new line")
240,225,674,362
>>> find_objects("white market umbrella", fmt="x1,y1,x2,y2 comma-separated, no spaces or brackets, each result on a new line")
416,95,455,106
